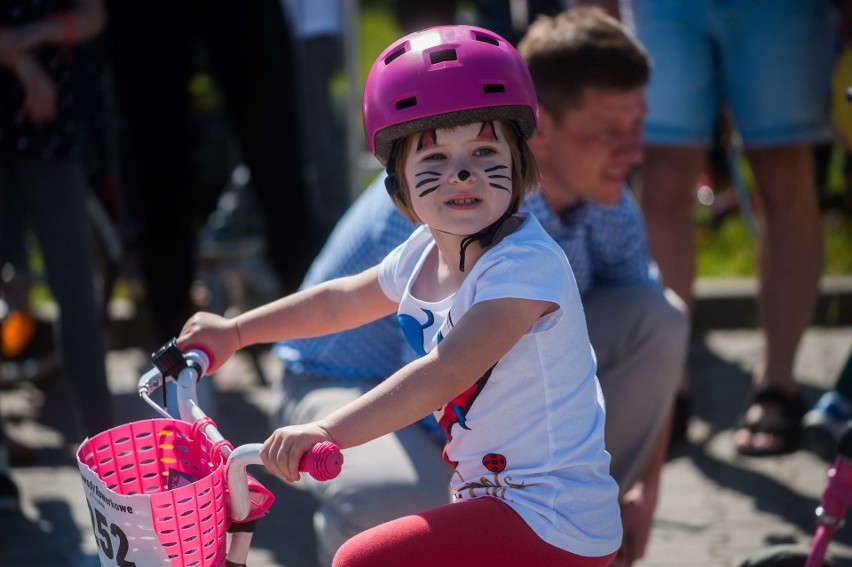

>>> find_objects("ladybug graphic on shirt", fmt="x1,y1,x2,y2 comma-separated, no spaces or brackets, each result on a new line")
456,452,525,500
482,453,506,473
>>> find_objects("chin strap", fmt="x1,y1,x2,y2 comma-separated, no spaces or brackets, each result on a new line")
384,159,404,204
458,209,513,272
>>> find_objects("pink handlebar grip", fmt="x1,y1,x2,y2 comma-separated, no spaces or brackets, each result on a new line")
298,441,343,481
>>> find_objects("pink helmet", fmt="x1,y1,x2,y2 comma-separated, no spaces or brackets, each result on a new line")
363,25,539,165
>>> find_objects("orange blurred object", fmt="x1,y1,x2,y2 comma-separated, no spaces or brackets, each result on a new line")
1,310,37,359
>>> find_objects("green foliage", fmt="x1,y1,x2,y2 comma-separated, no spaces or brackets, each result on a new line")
329,1,401,99
695,215,757,278
694,204,852,277
824,211,852,274
360,3,402,83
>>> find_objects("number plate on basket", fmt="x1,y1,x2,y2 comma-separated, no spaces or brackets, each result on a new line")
78,463,172,566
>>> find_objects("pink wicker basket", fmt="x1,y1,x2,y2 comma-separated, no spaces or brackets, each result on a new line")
78,418,230,566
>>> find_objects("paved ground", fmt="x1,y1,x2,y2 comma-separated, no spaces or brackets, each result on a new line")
2,280,852,566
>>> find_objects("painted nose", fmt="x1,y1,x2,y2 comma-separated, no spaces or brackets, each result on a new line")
458,170,471,181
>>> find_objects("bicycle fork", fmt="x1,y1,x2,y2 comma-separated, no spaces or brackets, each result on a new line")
807,430,852,567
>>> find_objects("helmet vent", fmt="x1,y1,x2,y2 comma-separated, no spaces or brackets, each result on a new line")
474,33,500,46
384,46,407,65
396,96,418,110
483,84,505,93
429,49,457,64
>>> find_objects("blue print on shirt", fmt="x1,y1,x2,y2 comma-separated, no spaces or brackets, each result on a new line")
398,308,442,356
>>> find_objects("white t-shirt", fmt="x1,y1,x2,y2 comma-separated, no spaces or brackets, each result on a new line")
378,213,622,557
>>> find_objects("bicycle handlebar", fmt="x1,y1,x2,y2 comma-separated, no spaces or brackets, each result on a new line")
227,441,343,521
137,340,344,486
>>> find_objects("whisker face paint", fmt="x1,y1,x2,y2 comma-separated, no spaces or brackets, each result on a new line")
485,164,511,192
415,169,441,196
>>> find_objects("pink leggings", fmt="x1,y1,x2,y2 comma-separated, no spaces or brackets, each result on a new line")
332,497,617,567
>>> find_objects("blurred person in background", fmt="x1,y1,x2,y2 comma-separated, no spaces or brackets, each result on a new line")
0,0,115,512
626,0,834,456
105,0,323,347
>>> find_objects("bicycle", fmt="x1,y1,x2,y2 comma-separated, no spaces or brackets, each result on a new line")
737,425,852,567
76,339,344,567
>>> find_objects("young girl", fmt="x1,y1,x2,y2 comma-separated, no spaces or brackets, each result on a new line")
177,25,621,566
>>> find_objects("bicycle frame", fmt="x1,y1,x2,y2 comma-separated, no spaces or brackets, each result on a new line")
805,429,852,567
738,428,852,567
132,340,343,567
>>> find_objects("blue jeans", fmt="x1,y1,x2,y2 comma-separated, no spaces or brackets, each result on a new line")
630,0,834,146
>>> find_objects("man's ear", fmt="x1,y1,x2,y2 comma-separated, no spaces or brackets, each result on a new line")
528,107,555,157
537,107,557,137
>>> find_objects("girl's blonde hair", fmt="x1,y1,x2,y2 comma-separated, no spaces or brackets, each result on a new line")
389,120,540,224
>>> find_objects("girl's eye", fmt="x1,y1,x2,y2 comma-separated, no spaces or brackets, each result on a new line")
423,152,446,161
473,147,495,157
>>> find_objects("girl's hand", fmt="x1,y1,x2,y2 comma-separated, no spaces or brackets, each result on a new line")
260,423,335,483
175,312,241,374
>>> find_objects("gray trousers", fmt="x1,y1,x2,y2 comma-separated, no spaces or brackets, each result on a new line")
584,285,688,495
275,283,688,565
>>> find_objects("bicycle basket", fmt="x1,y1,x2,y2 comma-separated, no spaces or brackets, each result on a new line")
77,418,230,567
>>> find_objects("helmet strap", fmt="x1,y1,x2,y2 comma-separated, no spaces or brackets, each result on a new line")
384,157,404,205
458,208,513,272
511,122,527,179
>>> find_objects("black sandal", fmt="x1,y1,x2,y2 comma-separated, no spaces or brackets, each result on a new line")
735,387,805,457
669,393,691,449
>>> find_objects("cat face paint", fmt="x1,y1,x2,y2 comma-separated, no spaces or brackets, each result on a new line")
403,122,514,237
417,128,438,152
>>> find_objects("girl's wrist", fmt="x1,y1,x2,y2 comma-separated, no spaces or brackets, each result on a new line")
316,421,340,448
233,318,244,349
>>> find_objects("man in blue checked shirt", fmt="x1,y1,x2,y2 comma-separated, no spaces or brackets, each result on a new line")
273,8,687,567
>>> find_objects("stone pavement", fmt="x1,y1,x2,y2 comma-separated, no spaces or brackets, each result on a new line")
2,278,852,566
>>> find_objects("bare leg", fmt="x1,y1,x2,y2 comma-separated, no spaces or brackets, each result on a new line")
638,146,707,311
750,144,822,391
638,145,706,433
734,144,822,454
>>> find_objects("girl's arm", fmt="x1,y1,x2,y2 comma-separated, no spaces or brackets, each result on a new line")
261,296,557,481
176,265,397,373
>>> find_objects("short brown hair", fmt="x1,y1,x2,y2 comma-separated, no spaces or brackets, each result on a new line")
517,7,649,119
390,121,540,224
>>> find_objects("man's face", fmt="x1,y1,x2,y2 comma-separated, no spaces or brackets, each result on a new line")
530,86,645,211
